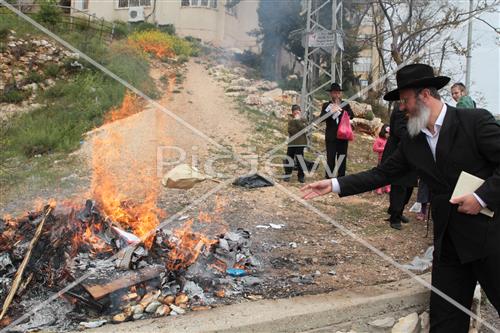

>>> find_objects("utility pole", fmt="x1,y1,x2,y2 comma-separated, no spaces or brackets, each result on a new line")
301,0,343,137
465,0,473,90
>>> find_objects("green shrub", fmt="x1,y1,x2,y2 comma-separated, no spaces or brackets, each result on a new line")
43,63,61,77
177,54,189,64
0,27,9,41
235,50,261,70
131,21,157,32
158,24,175,35
25,70,44,84
35,0,62,27
365,110,375,121
0,88,30,104
112,20,130,39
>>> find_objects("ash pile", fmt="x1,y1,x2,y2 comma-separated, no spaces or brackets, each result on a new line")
0,200,261,332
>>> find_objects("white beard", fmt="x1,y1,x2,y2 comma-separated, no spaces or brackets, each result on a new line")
407,99,430,138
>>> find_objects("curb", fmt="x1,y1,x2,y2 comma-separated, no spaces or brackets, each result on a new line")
84,273,431,333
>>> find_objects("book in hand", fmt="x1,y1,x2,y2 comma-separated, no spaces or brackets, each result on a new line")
451,171,494,218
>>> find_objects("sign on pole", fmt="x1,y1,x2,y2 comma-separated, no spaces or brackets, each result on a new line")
308,30,335,48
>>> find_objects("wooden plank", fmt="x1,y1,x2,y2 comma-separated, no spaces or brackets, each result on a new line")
0,206,53,321
81,266,164,300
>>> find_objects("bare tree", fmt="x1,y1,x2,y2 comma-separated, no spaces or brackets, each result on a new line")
364,0,499,98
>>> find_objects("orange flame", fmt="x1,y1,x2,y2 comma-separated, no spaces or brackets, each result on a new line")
105,93,144,124
91,91,170,249
166,219,219,271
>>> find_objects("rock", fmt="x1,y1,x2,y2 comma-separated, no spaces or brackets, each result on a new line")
244,94,262,105
145,301,162,313
257,80,279,91
225,91,243,97
349,100,373,118
369,317,395,330
351,117,382,136
226,85,246,92
169,304,186,315
230,78,251,86
174,293,188,305
287,74,298,80
282,90,299,105
328,269,337,276
112,312,130,323
131,304,144,315
162,295,175,305
44,78,56,87
419,311,429,333
79,320,107,329
245,86,259,94
155,304,171,317
21,83,38,91
132,313,143,320
289,241,298,248
392,312,419,333
262,88,283,101
260,96,275,105
240,276,262,286
139,290,160,308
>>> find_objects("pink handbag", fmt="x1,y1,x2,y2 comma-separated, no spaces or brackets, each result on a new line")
336,111,354,141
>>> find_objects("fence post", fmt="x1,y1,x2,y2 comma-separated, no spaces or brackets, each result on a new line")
111,22,116,41
99,18,104,41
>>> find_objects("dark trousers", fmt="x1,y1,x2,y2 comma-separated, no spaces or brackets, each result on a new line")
430,236,500,332
326,139,348,178
284,146,305,180
388,184,413,222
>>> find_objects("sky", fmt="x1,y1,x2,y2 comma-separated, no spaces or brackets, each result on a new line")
447,8,499,114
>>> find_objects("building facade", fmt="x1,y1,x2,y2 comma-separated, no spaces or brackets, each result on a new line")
70,0,259,51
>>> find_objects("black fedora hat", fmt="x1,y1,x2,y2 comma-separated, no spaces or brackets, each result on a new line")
383,64,450,101
325,82,343,92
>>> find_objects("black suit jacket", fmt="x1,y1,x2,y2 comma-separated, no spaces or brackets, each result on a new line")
338,106,500,263
320,100,354,142
381,106,417,187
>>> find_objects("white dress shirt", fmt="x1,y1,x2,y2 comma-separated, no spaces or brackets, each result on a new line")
331,103,486,207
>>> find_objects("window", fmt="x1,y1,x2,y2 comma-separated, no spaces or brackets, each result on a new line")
353,57,372,73
117,0,151,8
181,0,217,8
75,0,89,10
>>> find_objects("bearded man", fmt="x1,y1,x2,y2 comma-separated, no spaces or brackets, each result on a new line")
301,64,500,332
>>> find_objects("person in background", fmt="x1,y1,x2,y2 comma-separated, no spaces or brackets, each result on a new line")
284,104,307,183
451,82,476,108
416,180,431,221
373,124,391,194
381,104,417,230
320,83,354,178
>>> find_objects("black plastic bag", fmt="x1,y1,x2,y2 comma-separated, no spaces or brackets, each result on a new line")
232,174,274,189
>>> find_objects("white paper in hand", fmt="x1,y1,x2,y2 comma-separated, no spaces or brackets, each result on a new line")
325,103,340,120
451,171,494,217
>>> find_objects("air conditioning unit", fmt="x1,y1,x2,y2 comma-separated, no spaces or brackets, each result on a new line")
128,6,144,22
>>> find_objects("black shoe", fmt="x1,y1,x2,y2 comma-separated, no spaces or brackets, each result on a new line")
390,223,402,230
283,177,291,182
298,178,305,183
400,215,410,223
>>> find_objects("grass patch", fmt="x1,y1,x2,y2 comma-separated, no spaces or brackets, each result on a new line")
43,63,61,77
0,88,31,103
1,36,159,159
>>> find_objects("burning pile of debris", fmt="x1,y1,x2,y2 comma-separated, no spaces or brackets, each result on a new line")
0,199,260,331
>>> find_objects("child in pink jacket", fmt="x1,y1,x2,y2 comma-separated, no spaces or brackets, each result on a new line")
373,124,391,194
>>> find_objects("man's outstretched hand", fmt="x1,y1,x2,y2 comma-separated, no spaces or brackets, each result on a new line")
301,179,332,200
